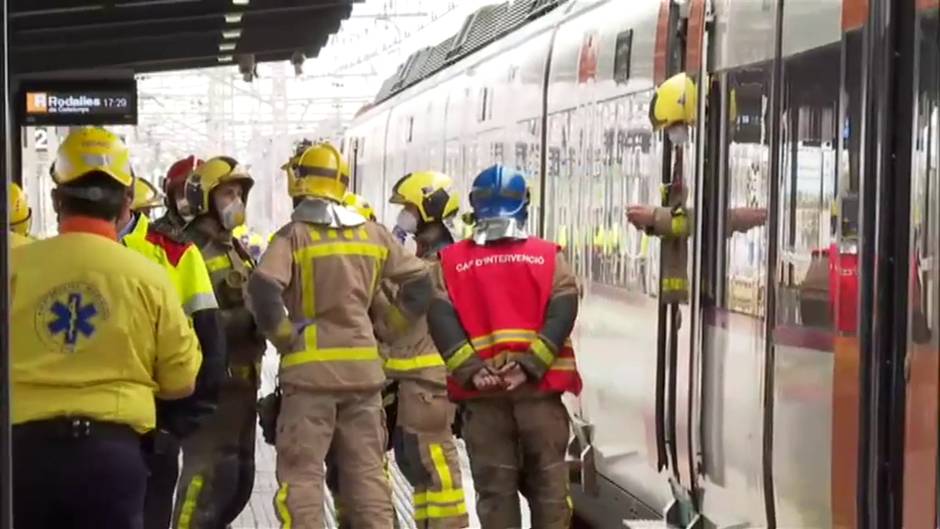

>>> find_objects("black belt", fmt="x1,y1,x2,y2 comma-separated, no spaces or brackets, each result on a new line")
13,418,140,443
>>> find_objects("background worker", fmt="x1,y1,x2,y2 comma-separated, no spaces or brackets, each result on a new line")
9,182,34,241
174,156,266,529
154,155,202,238
119,166,227,529
381,173,469,529
428,165,582,529
10,126,202,529
246,142,432,529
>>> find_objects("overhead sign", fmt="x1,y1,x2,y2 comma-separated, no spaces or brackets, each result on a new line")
19,79,137,126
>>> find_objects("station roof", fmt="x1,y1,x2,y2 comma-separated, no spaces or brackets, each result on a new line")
8,0,358,75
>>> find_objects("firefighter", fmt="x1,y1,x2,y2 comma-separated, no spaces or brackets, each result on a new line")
119,168,226,529
324,191,402,529
154,155,202,239
427,164,582,529
382,173,469,528
9,182,34,240
246,142,432,529
627,73,766,300
10,126,202,529
173,156,266,529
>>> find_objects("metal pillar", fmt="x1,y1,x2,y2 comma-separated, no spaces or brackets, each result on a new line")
0,0,14,525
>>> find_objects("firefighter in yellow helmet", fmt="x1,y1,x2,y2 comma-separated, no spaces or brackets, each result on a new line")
246,142,431,529
10,126,201,528
383,171,469,528
172,156,266,529
117,172,225,529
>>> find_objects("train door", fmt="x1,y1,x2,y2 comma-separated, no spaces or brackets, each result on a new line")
902,2,940,528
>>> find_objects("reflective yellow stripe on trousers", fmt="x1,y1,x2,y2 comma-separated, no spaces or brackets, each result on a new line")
281,237,388,368
275,483,293,529
414,443,467,520
177,475,205,529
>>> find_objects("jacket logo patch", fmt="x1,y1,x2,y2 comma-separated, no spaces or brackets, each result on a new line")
35,283,110,353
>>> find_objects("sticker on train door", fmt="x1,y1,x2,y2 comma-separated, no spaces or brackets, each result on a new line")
578,31,599,84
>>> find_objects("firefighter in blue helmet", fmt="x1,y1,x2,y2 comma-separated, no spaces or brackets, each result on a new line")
427,164,582,529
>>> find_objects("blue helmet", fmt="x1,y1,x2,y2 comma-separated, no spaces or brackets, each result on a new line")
469,165,529,223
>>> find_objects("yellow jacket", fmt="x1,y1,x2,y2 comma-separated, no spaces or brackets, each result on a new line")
122,214,218,316
11,219,202,433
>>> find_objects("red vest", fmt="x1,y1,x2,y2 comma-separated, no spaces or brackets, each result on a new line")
439,237,583,400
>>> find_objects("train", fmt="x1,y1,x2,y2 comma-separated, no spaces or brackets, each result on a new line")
344,0,940,527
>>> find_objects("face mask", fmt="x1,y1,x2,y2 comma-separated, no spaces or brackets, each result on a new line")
219,199,246,231
396,209,419,234
667,125,690,145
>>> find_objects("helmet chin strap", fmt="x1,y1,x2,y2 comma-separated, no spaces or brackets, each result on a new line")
415,223,454,257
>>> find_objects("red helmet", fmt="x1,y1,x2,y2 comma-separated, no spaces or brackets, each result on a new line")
163,155,203,196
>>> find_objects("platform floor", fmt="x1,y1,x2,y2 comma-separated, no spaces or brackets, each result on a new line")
231,352,531,529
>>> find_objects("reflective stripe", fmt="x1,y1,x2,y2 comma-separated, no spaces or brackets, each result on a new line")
413,488,465,505
470,329,538,350
662,277,688,292
412,444,466,520
358,227,369,240
182,291,219,316
530,338,555,366
445,342,475,372
177,475,204,529
275,483,293,529
414,502,468,520
204,255,230,272
551,357,577,371
671,214,689,237
384,353,445,372
281,346,379,368
292,241,389,262
429,443,454,491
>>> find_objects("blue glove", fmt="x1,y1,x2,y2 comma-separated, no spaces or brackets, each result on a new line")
392,225,408,244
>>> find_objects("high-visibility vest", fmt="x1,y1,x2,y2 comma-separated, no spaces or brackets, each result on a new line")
122,214,218,317
439,237,582,400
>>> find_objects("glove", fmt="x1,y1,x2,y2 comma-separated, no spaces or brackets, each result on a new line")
257,388,282,446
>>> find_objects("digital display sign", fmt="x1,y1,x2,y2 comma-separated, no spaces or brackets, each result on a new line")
19,80,137,126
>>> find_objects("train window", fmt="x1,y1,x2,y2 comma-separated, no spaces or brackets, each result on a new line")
614,29,633,84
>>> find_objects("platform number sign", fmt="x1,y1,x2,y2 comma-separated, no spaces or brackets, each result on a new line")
34,127,49,152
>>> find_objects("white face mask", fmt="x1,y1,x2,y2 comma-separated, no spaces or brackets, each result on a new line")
396,208,419,234
667,125,690,145
219,199,246,231
176,197,195,222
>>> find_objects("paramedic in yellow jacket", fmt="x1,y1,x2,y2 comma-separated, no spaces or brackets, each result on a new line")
173,156,267,529
246,142,433,529
120,176,227,529
11,126,202,529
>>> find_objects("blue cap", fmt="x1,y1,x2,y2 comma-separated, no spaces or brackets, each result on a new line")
469,165,529,223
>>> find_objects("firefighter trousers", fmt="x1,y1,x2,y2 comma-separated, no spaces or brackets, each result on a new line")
173,379,258,529
274,385,394,529
392,379,468,529
462,393,571,529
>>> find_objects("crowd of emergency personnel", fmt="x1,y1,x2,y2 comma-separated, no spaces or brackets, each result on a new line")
4,72,711,529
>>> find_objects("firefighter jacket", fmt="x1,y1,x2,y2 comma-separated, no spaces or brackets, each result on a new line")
246,218,432,392
429,236,582,401
370,256,447,387
187,217,266,373
10,231,30,248
11,217,201,433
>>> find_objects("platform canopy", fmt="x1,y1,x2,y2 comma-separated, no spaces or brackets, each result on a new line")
8,0,358,75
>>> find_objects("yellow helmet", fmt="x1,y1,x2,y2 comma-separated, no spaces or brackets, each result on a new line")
132,178,163,211
184,156,253,218
284,142,349,201
343,192,376,220
9,183,32,236
648,73,698,130
389,170,459,224
51,127,134,187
